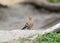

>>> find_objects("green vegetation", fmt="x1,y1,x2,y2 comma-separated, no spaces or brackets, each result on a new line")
2,42,8,43
48,0,60,3
19,37,25,43
33,32,60,43
1,32,60,43
19,32,60,43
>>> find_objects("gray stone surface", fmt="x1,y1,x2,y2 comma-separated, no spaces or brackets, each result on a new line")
0,4,60,30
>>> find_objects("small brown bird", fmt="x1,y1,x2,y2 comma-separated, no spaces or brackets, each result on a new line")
22,16,33,30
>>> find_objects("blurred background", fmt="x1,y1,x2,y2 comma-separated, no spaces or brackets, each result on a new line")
0,0,60,30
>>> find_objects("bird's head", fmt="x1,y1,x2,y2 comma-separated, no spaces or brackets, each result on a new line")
29,16,32,21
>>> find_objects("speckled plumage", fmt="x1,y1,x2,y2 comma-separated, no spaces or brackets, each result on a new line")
22,16,33,30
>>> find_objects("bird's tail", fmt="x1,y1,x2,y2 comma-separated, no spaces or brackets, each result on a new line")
21,25,28,30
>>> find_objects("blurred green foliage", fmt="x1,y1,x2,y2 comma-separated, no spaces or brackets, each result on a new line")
33,32,60,43
48,0,60,3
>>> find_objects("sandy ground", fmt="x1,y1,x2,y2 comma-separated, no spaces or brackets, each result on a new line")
0,30,42,42
0,4,60,30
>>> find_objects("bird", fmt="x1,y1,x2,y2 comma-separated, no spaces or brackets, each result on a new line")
22,16,33,30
